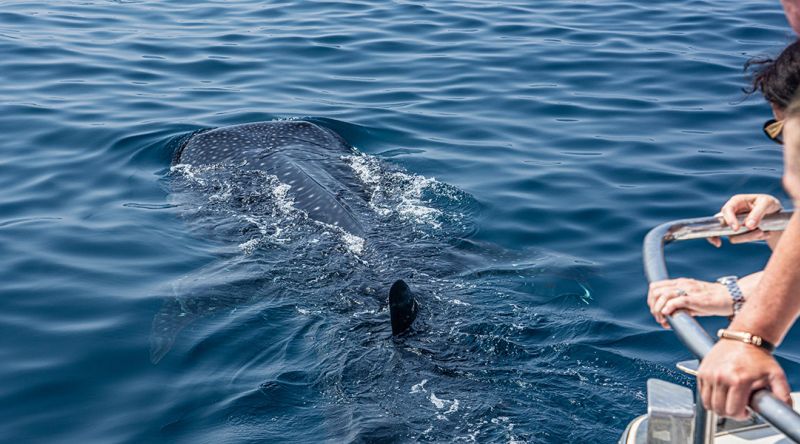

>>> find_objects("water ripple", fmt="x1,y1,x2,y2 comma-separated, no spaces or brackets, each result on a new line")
0,0,796,442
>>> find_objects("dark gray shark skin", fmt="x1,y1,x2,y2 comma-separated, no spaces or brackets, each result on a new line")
175,120,366,236
152,121,418,363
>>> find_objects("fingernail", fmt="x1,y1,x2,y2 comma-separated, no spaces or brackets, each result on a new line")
746,218,756,228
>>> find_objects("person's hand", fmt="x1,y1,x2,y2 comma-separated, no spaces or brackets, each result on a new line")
647,278,732,328
708,194,783,248
698,340,792,419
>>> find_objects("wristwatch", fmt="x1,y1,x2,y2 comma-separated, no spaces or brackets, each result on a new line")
717,328,776,352
717,275,745,315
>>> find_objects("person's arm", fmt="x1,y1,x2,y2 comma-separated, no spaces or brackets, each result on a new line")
767,231,783,250
697,213,800,419
696,115,800,420
737,271,763,296
730,214,800,344
648,271,763,328
648,192,782,327
732,116,800,344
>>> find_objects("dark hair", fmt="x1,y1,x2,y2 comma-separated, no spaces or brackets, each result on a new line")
745,39,800,110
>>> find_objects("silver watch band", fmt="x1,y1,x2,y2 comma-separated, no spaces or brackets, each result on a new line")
717,275,745,315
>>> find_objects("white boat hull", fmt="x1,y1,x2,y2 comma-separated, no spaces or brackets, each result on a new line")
620,393,800,443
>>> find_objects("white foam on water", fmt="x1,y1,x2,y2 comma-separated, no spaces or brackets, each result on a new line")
261,173,366,256
237,238,262,255
429,392,445,409
429,392,459,416
269,182,296,215
445,399,460,414
340,231,365,255
173,163,364,255
172,155,451,257
209,181,232,202
171,163,210,186
303,220,366,257
241,215,268,235
237,209,290,254
172,163,302,253
395,174,443,228
490,416,520,444
410,379,428,394
344,154,444,228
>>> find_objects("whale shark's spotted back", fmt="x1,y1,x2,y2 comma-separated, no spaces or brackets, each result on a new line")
174,121,366,236
152,120,429,363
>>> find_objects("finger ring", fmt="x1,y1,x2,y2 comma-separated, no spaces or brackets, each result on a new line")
676,289,688,297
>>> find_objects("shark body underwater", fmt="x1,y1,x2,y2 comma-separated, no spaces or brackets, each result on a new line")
150,121,420,363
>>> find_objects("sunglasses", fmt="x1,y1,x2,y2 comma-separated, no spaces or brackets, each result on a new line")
763,119,785,145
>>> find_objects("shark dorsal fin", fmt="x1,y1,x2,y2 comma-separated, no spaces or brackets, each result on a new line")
389,279,418,335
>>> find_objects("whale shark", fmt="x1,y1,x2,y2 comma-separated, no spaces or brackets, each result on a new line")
149,121,603,441
174,121,367,235
151,121,421,363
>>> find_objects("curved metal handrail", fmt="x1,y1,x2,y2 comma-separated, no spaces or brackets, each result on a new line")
643,210,800,442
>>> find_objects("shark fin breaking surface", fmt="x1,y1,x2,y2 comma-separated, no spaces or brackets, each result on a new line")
389,279,418,335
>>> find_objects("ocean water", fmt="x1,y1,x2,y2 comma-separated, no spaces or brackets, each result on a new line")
1,1,798,442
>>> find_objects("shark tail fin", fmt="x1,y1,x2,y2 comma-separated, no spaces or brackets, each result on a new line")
389,279,418,335
149,298,200,364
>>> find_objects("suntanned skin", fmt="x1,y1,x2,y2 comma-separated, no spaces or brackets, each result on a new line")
696,116,800,419
783,0,800,34
647,64,800,418
648,272,764,328
647,193,783,327
647,111,786,326
646,0,800,421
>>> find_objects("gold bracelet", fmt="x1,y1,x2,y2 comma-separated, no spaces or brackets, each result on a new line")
717,329,775,352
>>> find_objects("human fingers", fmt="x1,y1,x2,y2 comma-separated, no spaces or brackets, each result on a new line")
649,279,684,290
649,290,674,325
706,236,722,248
721,202,743,231
649,278,694,297
720,195,760,227
661,295,691,317
699,375,712,410
646,283,665,313
769,370,793,407
647,287,661,323
745,196,778,229
729,229,768,244
725,380,752,420
711,379,730,416
652,289,678,314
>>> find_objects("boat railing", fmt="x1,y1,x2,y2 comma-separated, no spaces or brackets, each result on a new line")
643,210,800,443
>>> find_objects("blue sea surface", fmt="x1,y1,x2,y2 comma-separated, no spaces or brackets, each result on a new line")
1,1,799,442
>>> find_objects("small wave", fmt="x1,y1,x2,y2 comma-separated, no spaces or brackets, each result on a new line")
169,150,471,258
345,154,447,229
170,161,371,255
410,379,428,393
